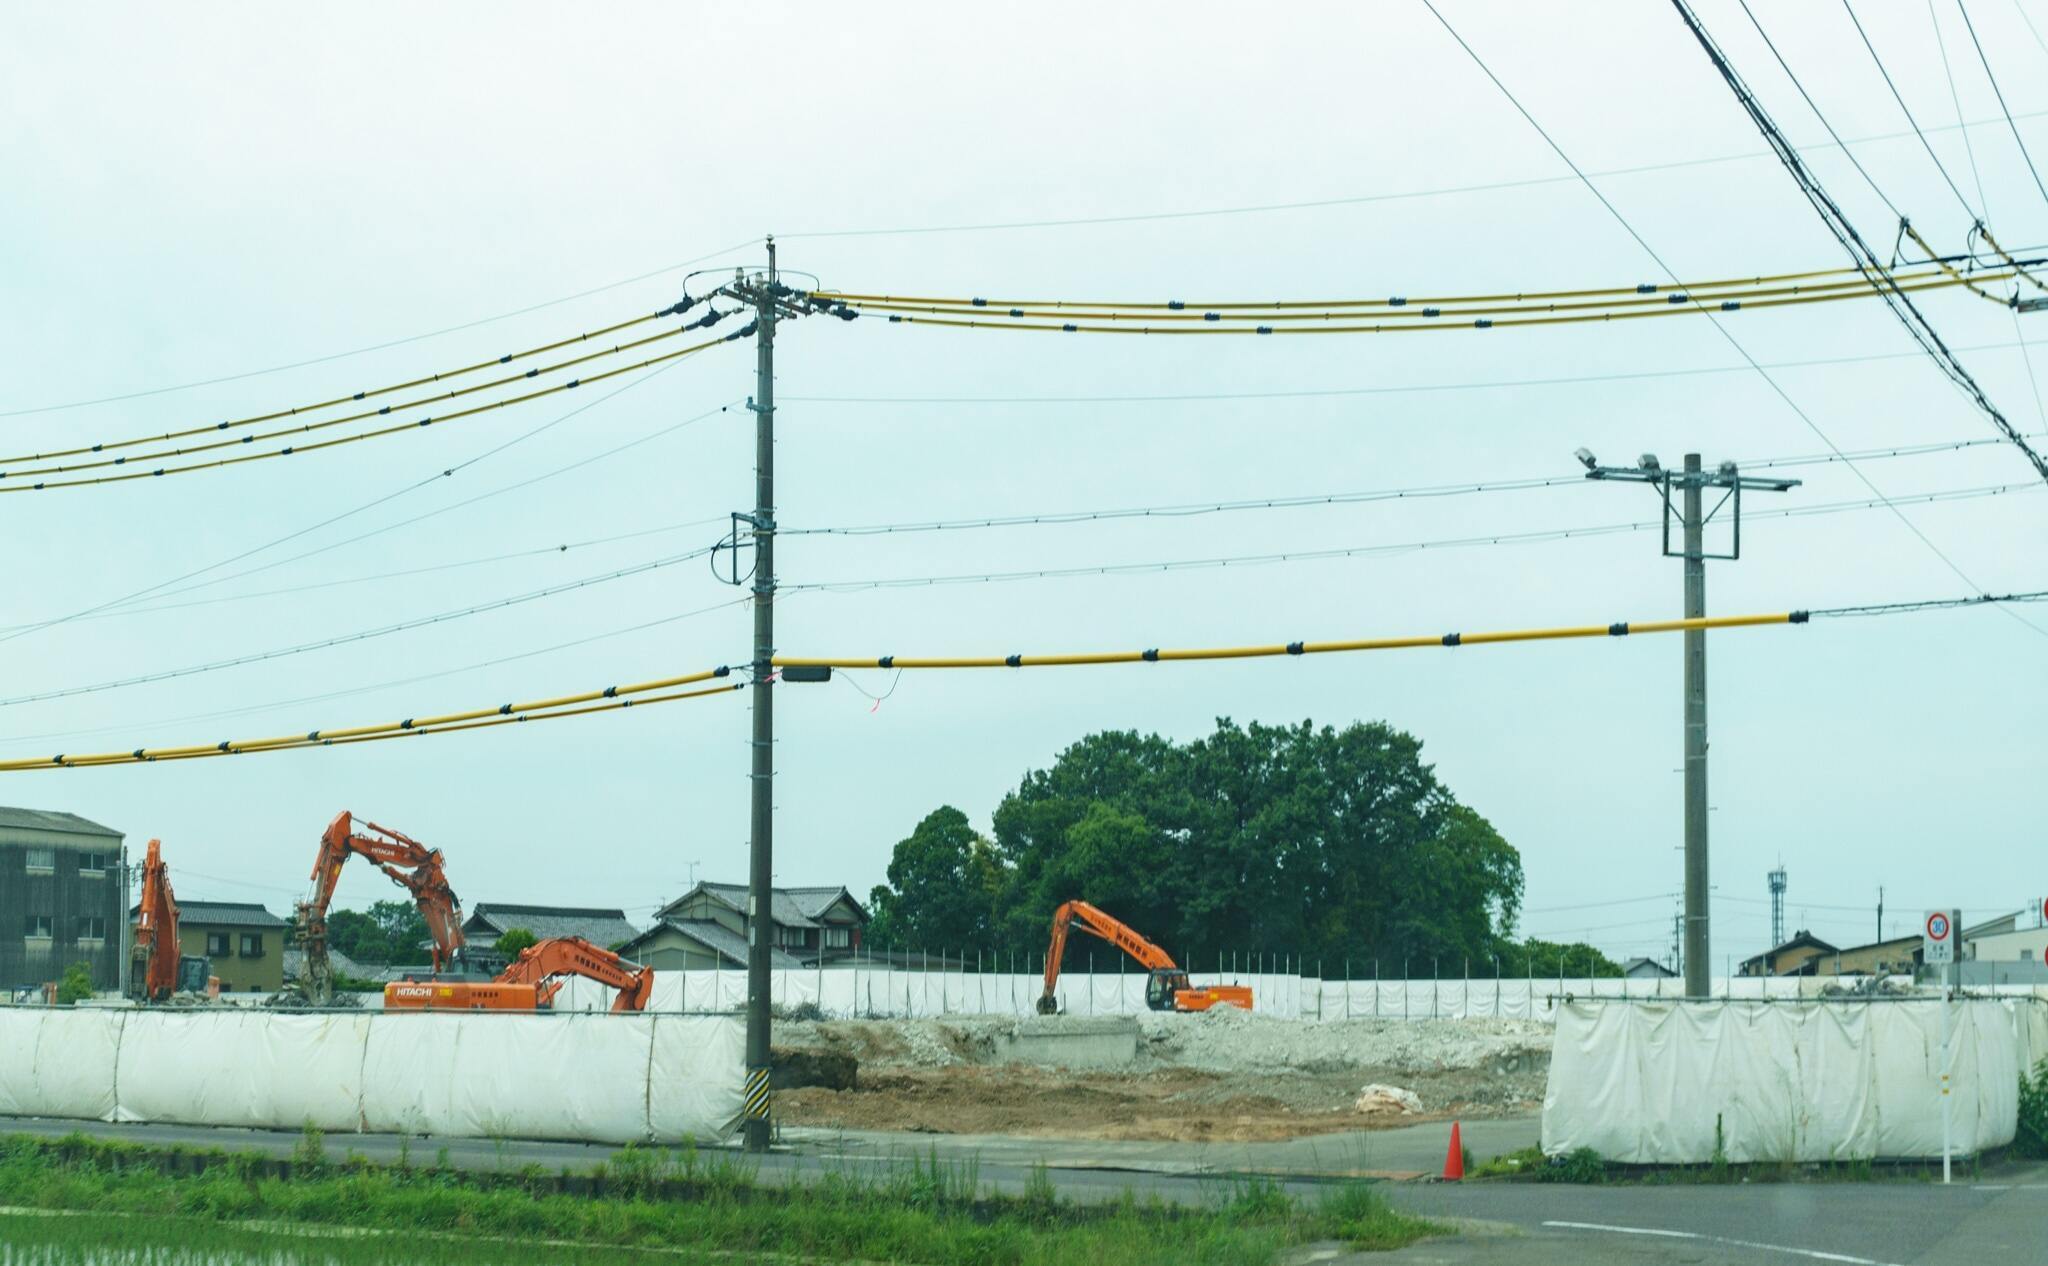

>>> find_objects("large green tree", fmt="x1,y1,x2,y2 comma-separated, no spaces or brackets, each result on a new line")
865,806,1007,952
870,718,1525,971
324,899,429,964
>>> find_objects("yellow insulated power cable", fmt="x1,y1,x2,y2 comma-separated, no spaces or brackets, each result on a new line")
836,271,2014,336
0,330,745,494
810,261,1908,310
0,321,702,481
0,666,734,770
834,267,1959,325
776,611,1804,673
0,303,693,465
1899,221,2011,304
47,683,746,768
1976,226,2048,296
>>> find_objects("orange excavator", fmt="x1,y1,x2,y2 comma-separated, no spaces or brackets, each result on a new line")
293,811,466,1006
383,936,656,1012
130,838,217,1002
1037,900,1253,1015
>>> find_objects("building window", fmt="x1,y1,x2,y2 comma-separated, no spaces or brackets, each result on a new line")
78,917,107,942
239,934,263,958
25,915,52,939
77,852,112,875
25,847,54,873
824,926,851,949
2024,948,2035,962
206,932,230,957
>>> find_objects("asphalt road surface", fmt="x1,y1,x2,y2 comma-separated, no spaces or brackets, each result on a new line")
5,1115,2041,1264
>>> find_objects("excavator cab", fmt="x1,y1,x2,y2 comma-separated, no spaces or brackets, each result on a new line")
1145,969,1193,1011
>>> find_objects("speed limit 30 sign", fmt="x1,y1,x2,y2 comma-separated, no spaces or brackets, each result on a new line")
1923,909,1960,964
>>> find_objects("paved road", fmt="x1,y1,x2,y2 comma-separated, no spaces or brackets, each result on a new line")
7,1115,2043,1264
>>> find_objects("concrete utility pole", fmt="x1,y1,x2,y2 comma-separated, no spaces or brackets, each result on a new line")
1576,448,1798,998
714,246,844,1151
743,239,778,1152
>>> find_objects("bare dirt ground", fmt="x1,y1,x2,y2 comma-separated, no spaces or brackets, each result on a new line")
774,1012,1549,1142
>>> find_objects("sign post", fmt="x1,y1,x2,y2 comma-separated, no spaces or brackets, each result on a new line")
1923,908,1959,1184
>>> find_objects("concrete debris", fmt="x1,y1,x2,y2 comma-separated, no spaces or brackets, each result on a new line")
1353,1083,1423,1115
1132,1007,1552,1076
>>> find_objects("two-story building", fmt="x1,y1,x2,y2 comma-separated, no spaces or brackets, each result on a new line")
173,901,288,994
0,807,126,995
1738,930,1837,977
619,882,868,971
451,902,641,973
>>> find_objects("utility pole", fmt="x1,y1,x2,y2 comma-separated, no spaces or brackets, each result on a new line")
743,239,778,1153
1576,448,1798,998
711,244,844,1152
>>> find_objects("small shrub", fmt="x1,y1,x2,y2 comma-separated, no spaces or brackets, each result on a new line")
1539,1147,1607,1183
1469,1145,1543,1179
55,962,95,1006
494,928,538,959
2018,1057,2048,1159
1314,1184,1441,1250
772,1000,825,1022
292,1122,326,1170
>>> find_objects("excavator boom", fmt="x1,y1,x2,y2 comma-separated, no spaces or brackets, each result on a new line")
384,936,655,1012
131,839,179,1002
293,811,467,1005
1037,900,1251,1015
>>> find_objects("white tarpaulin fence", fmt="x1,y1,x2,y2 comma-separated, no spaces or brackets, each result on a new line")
543,966,2048,1022
0,1007,741,1144
1542,998,2036,1163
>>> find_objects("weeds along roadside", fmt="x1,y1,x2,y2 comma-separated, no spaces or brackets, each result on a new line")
0,1131,1441,1263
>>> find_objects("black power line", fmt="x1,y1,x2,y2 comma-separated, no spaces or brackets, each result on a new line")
1840,0,1981,221
1426,0,2045,642
1676,0,2048,488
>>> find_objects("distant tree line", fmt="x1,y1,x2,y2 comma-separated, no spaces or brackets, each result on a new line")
324,900,429,965
865,718,1617,977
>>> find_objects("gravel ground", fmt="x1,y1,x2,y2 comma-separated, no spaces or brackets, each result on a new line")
773,1012,1550,1139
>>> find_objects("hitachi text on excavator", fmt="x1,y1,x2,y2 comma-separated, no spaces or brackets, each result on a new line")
290,810,657,1012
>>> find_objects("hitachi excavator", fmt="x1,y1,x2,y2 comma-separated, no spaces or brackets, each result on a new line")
293,811,467,1006
1037,899,1253,1015
383,936,656,1012
130,838,217,1001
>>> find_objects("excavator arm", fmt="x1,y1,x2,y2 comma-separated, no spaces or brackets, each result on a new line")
131,839,180,1003
1038,900,1179,1013
294,811,467,1005
496,936,656,1012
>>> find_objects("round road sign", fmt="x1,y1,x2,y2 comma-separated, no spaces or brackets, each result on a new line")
1926,911,1952,942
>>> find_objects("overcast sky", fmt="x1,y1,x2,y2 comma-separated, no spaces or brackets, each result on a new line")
2,2,2043,971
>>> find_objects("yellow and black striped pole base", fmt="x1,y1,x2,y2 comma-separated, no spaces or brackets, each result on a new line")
743,1066,772,1123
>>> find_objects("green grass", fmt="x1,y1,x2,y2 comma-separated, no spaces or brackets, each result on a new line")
0,1133,1442,1264
1469,1142,1951,1186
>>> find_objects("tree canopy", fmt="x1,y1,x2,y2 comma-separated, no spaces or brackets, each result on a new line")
325,900,429,965
493,927,537,959
866,718,1529,970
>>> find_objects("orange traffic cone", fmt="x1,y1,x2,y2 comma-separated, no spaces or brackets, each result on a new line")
1442,1121,1465,1181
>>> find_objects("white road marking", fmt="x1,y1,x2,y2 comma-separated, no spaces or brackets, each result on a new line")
1542,1220,1906,1265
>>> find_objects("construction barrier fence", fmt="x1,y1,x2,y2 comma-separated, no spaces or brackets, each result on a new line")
1542,998,2048,1163
535,966,2048,1021
0,1007,742,1144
